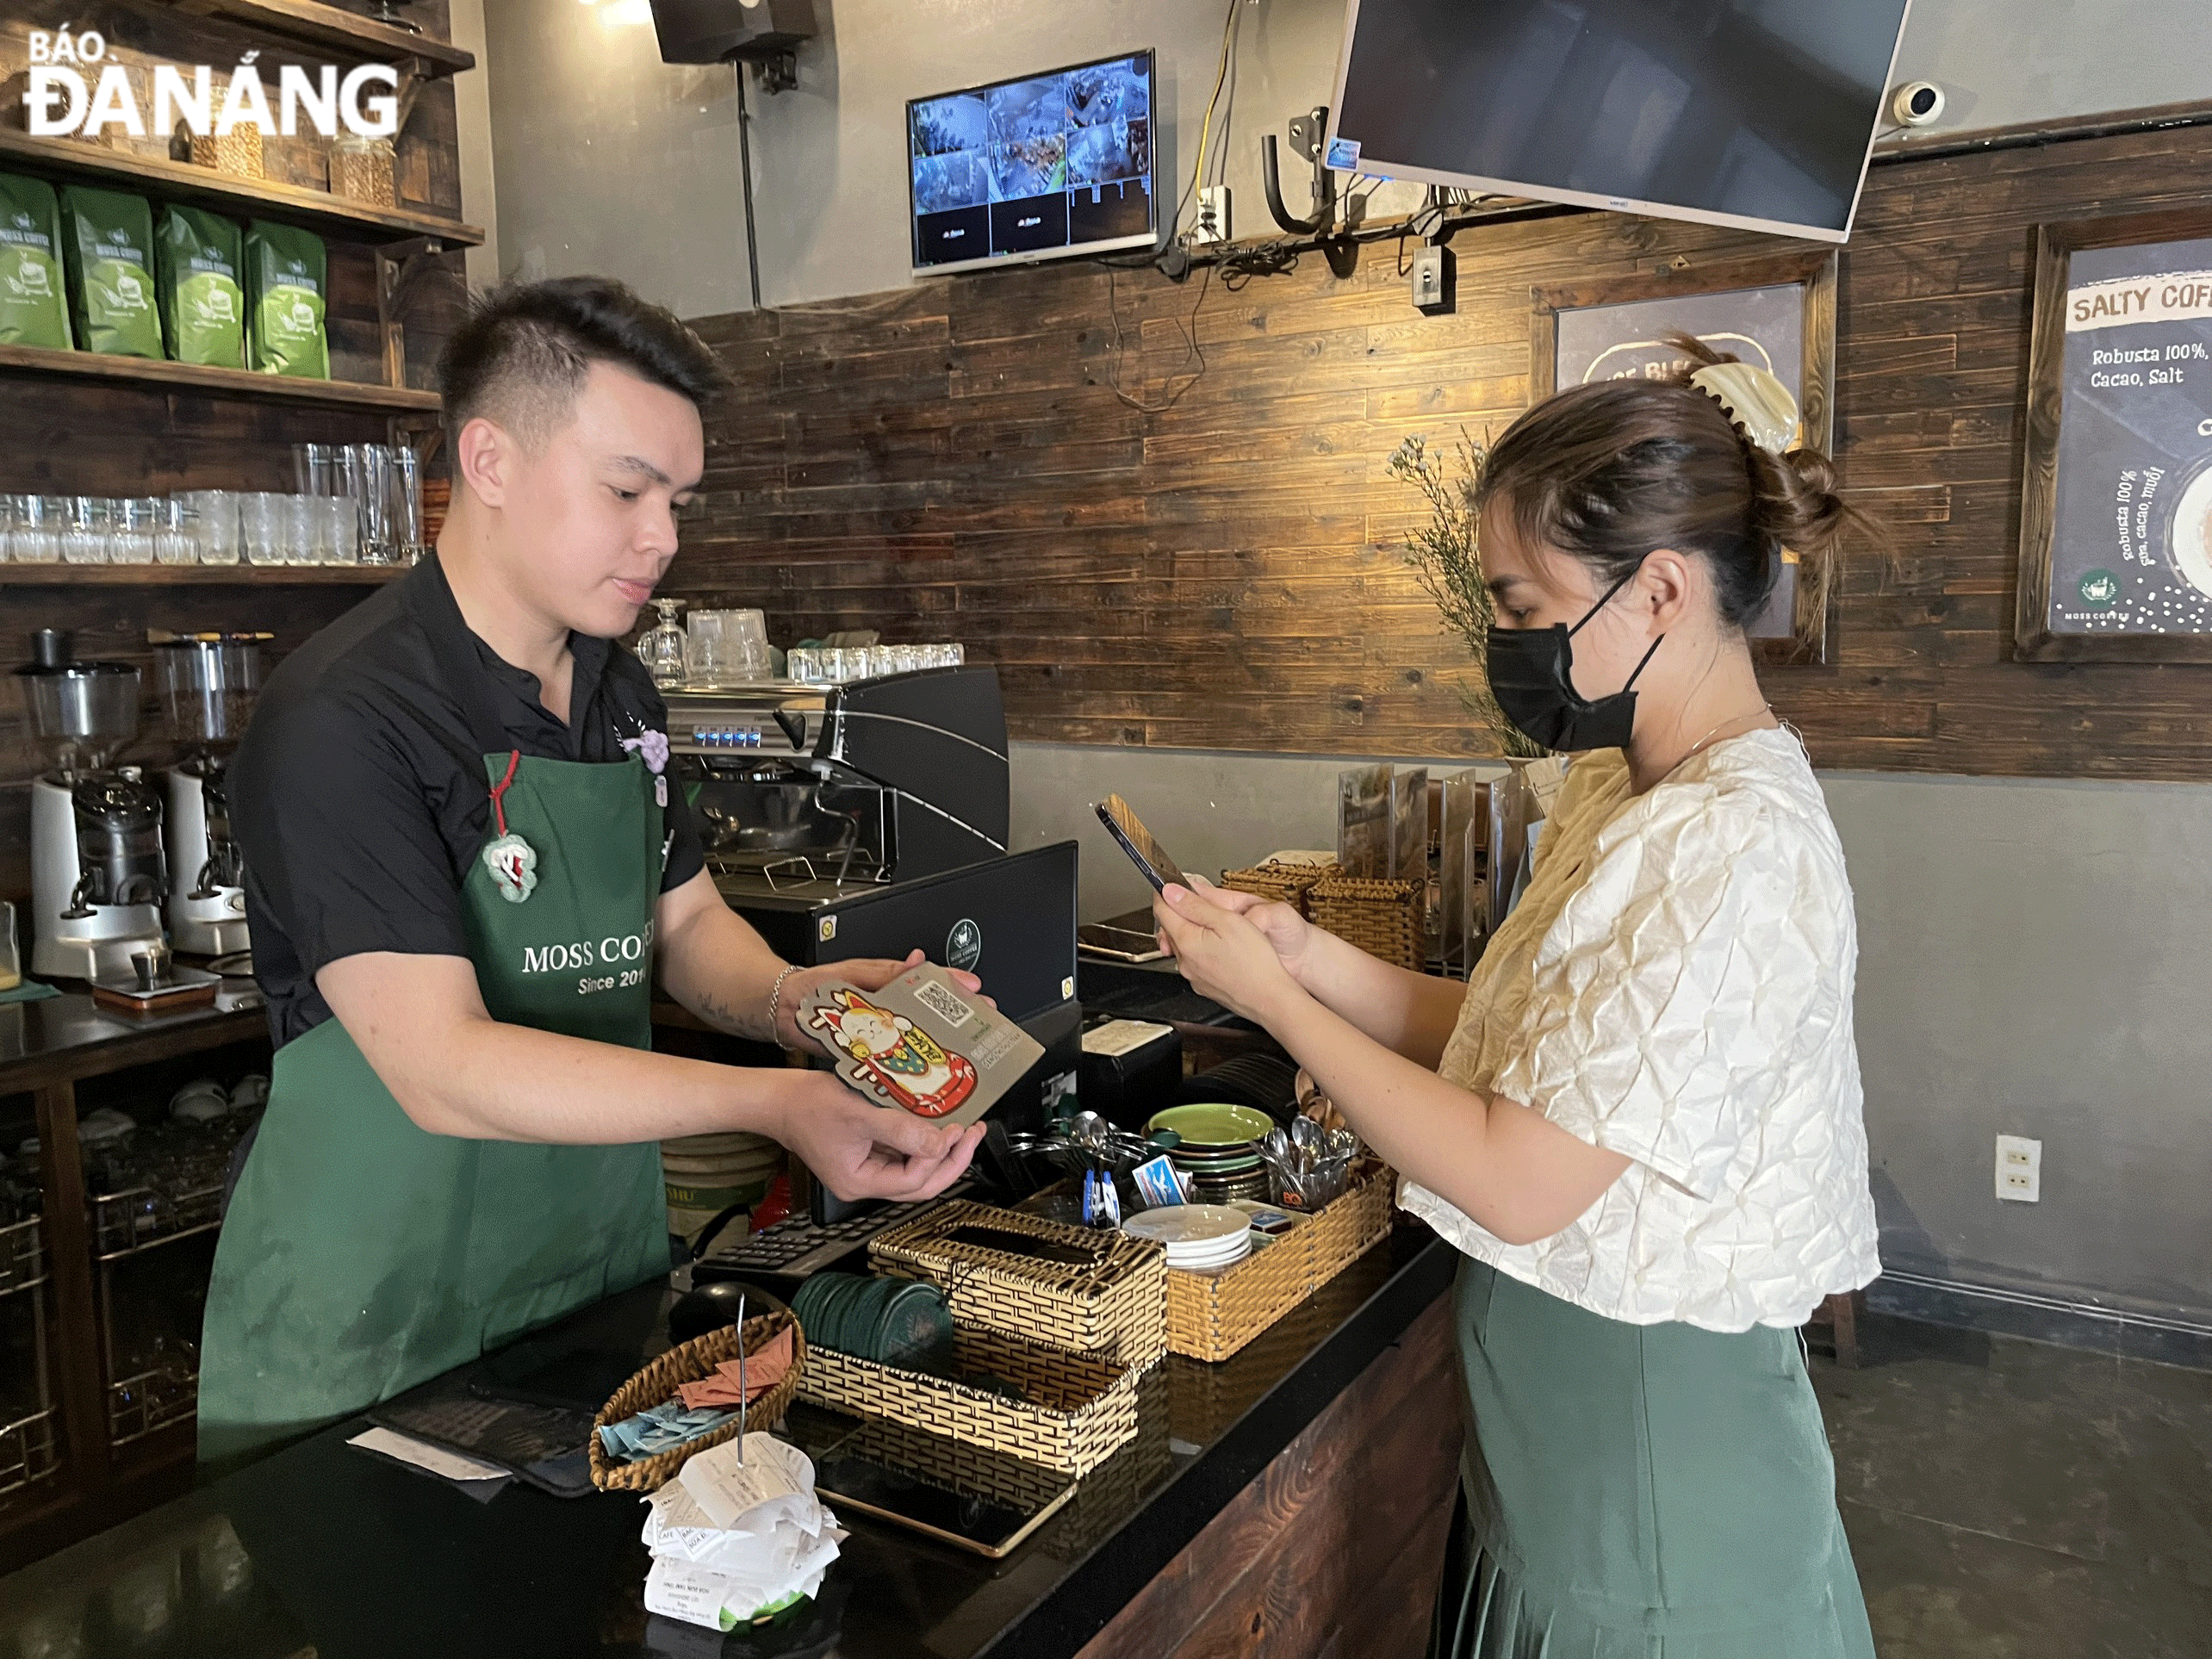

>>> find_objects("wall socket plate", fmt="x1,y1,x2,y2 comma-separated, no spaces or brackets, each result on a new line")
1409,244,1453,314
1194,186,1230,246
1996,1134,2041,1202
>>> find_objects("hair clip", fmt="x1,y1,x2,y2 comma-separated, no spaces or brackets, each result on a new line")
1688,361,1800,456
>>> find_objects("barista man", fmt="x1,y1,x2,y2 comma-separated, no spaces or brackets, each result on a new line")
197,277,985,1464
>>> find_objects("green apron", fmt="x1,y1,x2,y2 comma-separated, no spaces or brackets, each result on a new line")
1430,1258,1875,1658
197,741,671,1466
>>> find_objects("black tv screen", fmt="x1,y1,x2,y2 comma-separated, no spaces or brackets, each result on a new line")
909,51,1158,276
1327,0,1912,242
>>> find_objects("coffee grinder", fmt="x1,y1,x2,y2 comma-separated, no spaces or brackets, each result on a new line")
17,631,169,980
157,635,263,962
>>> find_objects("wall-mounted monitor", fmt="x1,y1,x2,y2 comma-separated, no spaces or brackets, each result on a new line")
909,51,1158,276
1326,0,1913,244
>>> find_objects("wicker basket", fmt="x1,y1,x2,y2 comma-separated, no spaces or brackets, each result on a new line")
588,1304,805,1492
1165,1161,1398,1363
1219,860,1339,917
867,1201,1168,1371
1307,874,1425,970
797,1322,1140,1477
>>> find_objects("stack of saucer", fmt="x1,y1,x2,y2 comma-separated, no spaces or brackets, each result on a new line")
1122,1204,1253,1271
1145,1103,1275,1205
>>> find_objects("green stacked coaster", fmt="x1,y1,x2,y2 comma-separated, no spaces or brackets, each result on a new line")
792,1272,954,1373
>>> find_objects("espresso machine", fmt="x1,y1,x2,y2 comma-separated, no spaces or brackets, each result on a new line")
667,666,1080,1141
17,631,169,981
158,635,263,961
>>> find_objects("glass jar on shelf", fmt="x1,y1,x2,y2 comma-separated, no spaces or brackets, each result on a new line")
331,134,397,208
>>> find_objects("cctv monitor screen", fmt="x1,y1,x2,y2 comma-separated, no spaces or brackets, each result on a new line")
1327,0,1913,242
909,51,1158,276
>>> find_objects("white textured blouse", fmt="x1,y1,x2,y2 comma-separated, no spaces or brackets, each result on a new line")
1400,728,1880,1331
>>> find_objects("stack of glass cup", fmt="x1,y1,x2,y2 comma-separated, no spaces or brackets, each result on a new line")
295,442,426,567
786,643,966,684
0,448,428,569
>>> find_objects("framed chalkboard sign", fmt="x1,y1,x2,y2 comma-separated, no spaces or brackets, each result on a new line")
1531,251,1838,666
2015,208,2212,662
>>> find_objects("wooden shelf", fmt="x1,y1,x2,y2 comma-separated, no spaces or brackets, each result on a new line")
0,343,440,412
0,131,483,250
0,564,407,586
160,0,476,76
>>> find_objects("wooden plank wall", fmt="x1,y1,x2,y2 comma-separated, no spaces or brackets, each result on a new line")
0,1,470,898
677,121,2212,781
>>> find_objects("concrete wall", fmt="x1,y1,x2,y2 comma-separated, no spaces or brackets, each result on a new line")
470,1,2212,1329
480,0,2212,308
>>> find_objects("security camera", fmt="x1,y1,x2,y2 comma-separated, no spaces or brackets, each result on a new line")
1891,80,1946,127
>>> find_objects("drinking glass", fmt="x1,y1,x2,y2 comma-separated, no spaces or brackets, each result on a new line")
866,645,898,678
0,495,24,562
154,499,196,566
239,493,284,566
944,643,966,666
786,647,823,684
293,442,337,498
638,599,690,691
190,491,240,565
889,643,923,674
12,497,62,563
316,495,357,563
284,494,318,564
388,446,424,562
348,444,395,564
112,498,161,564
724,610,771,680
686,610,728,687
62,498,110,564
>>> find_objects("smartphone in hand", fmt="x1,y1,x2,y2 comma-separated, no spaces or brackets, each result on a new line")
1093,795,1189,894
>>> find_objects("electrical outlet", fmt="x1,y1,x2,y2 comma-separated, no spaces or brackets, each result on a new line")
1408,244,1453,314
1194,186,1231,246
1996,1134,2041,1203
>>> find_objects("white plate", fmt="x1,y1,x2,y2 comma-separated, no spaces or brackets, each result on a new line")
1165,1233,1252,1260
1123,1204,1251,1247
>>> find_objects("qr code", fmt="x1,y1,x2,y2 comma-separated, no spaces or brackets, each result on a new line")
912,978,974,1027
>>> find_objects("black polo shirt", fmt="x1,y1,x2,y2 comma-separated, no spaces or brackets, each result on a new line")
233,555,705,1048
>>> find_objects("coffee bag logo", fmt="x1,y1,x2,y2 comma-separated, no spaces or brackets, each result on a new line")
2078,569,2122,610
946,917,982,972
23,29,398,140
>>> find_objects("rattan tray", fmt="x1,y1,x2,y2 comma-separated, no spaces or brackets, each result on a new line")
796,1322,1140,1477
1165,1162,1397,1363
867,1201,1169,1370
587,1304,805,1492
1307,875,1426,969
1220,859,1339,917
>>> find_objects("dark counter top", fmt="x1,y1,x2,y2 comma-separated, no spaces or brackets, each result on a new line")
0,1227,1454,1659
0,983,267,1094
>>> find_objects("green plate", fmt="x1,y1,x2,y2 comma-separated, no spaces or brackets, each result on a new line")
1147,1103,1274,1148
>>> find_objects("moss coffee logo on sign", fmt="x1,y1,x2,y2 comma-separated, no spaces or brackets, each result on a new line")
22,28,399,140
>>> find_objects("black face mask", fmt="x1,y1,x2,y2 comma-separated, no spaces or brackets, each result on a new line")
1484,570,1663,753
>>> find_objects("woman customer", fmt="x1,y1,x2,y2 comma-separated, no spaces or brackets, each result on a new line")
1153,339,1882,1656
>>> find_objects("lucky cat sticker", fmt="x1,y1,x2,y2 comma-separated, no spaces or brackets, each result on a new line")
796,965,1044,1128
805,987,978,1118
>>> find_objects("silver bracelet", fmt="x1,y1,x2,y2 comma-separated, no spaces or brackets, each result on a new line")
765,963,801,1037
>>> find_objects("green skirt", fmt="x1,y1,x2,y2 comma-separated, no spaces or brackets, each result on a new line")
1430,1258,1874,1659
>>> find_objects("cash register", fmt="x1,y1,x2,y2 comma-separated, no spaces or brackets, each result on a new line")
667,667,1078,1263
